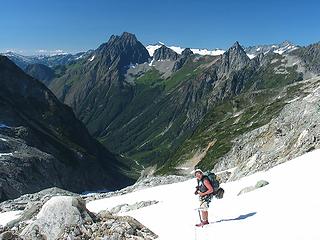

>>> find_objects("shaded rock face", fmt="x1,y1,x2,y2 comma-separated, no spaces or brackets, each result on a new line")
181,48,194,57
153,45,179,61
173,48,194,71
25,63,55,86
2,195,158,240
292,42,320,74
218,41,251,78
0,56,133,202
95,32,150,71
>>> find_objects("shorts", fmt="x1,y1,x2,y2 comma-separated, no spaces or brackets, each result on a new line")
199,199,210,211
199,194,213,211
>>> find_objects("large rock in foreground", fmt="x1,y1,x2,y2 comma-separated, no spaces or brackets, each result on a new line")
21,196,89,239
11,196,158,240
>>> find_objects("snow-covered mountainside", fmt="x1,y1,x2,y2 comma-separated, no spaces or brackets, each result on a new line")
245,40,299,59
85,149,320,240
146,43,225,57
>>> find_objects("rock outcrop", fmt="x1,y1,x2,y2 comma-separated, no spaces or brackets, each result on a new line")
153,45,179,61
1,195,157,240
173,48,194,71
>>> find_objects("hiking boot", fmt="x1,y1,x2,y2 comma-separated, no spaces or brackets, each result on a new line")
195,220,209,227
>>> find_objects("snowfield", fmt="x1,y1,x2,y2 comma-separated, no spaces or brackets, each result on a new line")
87,149,320,240
1,150,319,239
0,211,22,227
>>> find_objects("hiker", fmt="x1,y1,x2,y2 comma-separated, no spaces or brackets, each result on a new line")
193,169,214,227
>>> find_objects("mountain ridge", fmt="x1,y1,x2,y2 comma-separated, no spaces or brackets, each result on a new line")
0,55,133,202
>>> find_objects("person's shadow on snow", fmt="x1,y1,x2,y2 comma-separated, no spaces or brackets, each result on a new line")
213,212,257,223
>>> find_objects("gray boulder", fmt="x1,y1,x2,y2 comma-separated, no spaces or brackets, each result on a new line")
238,180,269,196
20,196,92,240
11,195,158,240
110,200,159,214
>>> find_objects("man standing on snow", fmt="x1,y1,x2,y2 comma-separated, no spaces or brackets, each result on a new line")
193,169,214,227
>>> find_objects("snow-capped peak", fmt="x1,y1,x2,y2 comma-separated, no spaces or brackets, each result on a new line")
146,43,225,57
244,41,299,58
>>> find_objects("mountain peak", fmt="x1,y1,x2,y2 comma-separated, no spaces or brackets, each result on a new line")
281,40,293,46
230,41,245,52
153,45,179,61
120,32,138,42
95,32,150,68
232,41,241,48
181,48,193,57
218,41,250,77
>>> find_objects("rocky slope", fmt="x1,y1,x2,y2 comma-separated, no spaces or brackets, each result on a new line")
0,55,133,202
25,63,55,86
213,76,320,181
291,42,320,74
0,175,184,239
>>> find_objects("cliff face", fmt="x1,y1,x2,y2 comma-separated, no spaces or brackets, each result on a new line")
0,55,133,202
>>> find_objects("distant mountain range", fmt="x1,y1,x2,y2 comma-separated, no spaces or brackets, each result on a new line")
20,32,314,177
1,51,93,70
2,40,298,70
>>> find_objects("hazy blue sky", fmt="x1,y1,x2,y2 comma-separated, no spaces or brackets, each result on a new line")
1,0,319,55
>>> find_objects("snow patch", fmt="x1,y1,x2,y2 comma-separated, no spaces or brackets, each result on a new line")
247,54,256,59
149,59,155,66
286,97,300,103
0,152,13,157
88,55,95,62
0,211,22,227
191,48,225,56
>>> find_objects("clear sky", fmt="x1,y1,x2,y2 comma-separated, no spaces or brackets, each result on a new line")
1,0,319,55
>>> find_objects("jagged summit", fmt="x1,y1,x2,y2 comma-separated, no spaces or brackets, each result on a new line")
218,41,250,77
231,41,241,48
94,32,150,68
153,45,179,61
181,48,193,57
